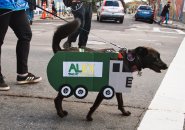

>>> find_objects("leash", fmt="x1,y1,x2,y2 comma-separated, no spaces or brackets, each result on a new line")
0,0,122,49
26,0,123,49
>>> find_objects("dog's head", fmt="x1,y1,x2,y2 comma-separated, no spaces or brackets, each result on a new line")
120,47,168,73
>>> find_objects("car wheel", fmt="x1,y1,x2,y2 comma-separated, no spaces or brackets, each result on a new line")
97,15,99,21
120,18,124,23
149,20,153,24
101,86,115,100
74,85,88,99
100,17,103,22
59,84,73,98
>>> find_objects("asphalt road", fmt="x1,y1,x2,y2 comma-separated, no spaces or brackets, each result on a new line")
0,14,184,130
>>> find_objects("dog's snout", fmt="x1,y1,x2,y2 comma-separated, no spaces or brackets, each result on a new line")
161,63,168,70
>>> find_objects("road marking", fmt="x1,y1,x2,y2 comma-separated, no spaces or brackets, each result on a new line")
87,40,106,45
159,35,178,38
153,27,160,32
128,27,185,35
35,22,62,26
175,29,185,34
137,39,157,42
138,37,185,130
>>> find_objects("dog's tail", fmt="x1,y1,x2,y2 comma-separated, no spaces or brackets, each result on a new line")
52,18,81,53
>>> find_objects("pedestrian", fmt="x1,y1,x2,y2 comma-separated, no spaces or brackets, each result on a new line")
26,0,36,25
51,0,57,16
0,0,42,91
41,0,48,7
63,0,93,49
159,1,171,24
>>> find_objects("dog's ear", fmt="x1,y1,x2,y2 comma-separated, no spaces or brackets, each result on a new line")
135,47,148,57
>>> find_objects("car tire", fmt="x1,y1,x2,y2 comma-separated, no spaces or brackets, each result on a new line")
74,85,88,99
97,15,99,21
100,17,103,22
149,20,153,24
120,18,124,23
59,84,73,98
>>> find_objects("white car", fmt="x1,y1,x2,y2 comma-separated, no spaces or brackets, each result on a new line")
96,0,124,23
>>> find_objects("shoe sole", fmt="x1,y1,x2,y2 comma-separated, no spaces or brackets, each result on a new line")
17,77,42,85
0,86,10,91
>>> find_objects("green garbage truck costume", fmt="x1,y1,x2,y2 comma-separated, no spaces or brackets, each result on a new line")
47,51,133,99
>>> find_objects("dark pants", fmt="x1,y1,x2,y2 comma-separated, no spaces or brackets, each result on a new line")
68,2,92,47
0,10,32,75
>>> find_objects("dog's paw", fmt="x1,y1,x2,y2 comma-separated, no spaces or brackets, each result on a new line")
63,110,68,116
57,110,68,118
122,111,131,116
118,107,131,116
86,115,93,121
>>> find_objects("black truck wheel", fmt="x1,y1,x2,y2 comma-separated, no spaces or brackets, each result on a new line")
74,85,88,99
59,84,73,98
101,86,115,99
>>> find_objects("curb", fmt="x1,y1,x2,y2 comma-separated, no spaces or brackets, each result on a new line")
33,14,73,22
137,37,185,130
154,19,185,31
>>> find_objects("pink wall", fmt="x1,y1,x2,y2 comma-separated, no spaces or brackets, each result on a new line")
154,0,185,21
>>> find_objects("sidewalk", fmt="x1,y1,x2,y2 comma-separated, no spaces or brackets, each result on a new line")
138,19,185,130
33,13,73,22
154,17,185,30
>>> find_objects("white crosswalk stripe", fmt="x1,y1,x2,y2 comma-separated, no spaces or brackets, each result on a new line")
128,27,185,35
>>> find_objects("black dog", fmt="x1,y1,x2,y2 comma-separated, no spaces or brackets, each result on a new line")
52,19,168,121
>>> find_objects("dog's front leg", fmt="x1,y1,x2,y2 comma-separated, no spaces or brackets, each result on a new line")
116,93,131,116
86,92,104,121
54,93,68,118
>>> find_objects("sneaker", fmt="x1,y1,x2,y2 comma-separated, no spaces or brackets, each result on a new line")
0,76,10,91
17,73,42,84
63,41,71,49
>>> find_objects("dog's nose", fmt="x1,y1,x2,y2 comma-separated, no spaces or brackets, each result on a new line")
162,64,168,70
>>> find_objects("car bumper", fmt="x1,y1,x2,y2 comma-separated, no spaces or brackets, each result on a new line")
135,13,153,20
100,12,124,19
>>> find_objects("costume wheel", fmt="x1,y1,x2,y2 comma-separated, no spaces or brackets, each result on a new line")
74,85,88,99
59,85,73,98
101,86,114,99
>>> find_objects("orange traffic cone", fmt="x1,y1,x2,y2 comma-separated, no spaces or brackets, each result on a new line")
41,2,46,19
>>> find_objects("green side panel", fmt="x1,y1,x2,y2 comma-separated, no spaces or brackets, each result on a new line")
47,52,118,92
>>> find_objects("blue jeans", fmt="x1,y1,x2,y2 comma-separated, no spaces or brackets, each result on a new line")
68,2,92,47
165,13,169,24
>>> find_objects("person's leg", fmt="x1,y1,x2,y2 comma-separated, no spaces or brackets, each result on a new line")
0,10,11,75
165,13,169,24
0,10,12,90
9,10,31,75
63,3,84,48
9,10,42,84
78,3,92,48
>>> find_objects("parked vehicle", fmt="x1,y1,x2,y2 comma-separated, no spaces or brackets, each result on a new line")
96,0,124,23
135,5,154,24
